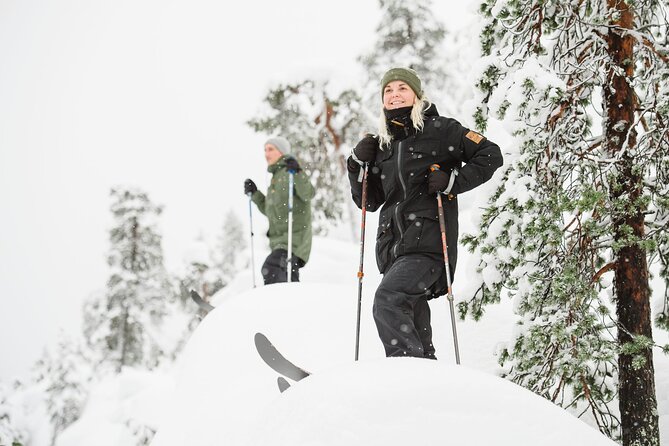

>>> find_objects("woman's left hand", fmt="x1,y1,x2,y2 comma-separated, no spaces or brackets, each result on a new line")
427,169,450,194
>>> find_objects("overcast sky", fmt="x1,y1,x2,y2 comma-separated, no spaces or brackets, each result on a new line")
0,0,474,380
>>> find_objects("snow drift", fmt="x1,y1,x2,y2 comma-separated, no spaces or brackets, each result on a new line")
148,276,616,446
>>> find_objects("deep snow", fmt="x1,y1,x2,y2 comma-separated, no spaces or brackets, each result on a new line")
54,235,648,446
151,279,617,446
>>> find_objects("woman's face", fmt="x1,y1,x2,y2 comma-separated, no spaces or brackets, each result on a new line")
383,80,417,110
264,144,283,165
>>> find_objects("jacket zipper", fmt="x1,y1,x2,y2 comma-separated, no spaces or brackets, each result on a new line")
392,139,408,258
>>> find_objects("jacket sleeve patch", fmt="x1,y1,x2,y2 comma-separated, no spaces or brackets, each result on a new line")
465,130,484,144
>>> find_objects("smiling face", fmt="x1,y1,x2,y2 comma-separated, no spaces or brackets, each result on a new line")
264,143,283,165
382,80,417,110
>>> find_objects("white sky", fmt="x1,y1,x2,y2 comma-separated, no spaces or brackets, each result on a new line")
0,0,475,380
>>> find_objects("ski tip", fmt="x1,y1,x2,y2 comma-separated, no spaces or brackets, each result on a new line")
254,332,269,345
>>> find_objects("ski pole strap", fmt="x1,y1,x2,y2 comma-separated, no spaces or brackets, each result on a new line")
349,147,365,167
444,169,458,195
349,148,367,183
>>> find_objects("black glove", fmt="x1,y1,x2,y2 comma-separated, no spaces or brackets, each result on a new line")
427,168,451,194
285,157,301,173
244,178,257,195
352,134,379,163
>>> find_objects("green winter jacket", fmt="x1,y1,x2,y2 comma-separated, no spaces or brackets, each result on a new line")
251,155,315,263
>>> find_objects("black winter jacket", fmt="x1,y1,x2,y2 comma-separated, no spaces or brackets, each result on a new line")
348,104,503,279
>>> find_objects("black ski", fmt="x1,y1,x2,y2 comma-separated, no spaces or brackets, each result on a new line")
190,290,215,313
254,332,311,382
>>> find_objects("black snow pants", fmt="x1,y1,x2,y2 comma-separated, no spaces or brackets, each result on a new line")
261,248,305,285
373,253,446,359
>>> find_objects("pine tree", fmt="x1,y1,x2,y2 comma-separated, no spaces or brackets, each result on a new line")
179,233,223,304
463,1,668,444
84,187,172,373
0,382,26,446
32,332,92,445
213,210,247,286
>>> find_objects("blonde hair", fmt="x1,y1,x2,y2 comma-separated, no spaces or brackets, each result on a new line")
377,96,431,149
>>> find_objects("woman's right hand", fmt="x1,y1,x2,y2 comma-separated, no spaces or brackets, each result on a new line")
352,134,380,163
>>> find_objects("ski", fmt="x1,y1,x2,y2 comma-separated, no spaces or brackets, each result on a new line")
277,376,291,393
190,290,215,313
254,332,311,382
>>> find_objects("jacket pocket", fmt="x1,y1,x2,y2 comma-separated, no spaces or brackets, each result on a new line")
375,216,394,273
402,209,441,254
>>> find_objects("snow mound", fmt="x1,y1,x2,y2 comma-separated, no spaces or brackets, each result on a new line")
150,279,616,446
248,359,617,446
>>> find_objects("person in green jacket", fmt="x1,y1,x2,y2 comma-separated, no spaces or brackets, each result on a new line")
244,136,315,284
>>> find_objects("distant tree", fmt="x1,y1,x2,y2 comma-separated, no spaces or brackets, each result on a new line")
126,418,155,446
213,210,247,285
0,382,26,446
177,211,247,309
463,0,668,444
179,233,222,304
32,333,92,445
84,187,173,373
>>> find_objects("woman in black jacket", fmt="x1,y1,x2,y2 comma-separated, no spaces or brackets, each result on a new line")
347,67,503,359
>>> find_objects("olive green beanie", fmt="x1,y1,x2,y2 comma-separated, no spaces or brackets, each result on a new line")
380,67,423,99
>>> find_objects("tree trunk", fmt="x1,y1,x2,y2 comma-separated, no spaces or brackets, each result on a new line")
604,1,660,444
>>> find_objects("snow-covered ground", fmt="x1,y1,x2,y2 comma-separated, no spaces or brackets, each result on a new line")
52,234,668,446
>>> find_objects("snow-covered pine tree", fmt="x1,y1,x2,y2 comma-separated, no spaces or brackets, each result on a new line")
84,187,173,373
463,0,667,444
32,332,92,445
357,0,452,113
179,233,223,306
212,210,247,286
0,382,26,446
247,81,368,234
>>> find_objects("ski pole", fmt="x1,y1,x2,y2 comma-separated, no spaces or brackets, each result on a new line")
247,192,256,288
430,164,461,365
287,170,295,283
355,163,369,361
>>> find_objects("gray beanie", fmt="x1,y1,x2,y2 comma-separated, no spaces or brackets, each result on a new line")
381,67,423,99
265,136,291,154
